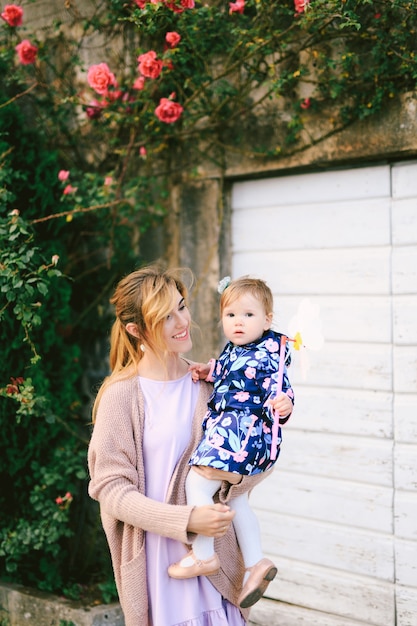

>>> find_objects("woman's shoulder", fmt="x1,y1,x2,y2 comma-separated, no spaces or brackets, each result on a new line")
98,374,139,405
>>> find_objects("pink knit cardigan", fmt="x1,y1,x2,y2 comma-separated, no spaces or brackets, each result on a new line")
88,375,269,626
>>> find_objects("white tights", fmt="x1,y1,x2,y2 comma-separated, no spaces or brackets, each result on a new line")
185,468,264,569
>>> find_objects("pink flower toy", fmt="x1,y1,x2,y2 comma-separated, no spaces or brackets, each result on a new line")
270,298,324,459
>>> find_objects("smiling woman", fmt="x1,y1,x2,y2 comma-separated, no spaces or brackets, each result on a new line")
87,264,269,626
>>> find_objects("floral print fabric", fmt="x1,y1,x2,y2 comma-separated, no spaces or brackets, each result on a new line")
190,330,294,476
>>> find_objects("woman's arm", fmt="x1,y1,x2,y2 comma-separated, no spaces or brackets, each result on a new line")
88,380,234,542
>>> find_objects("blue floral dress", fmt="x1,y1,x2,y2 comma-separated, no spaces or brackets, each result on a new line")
190,330,294,476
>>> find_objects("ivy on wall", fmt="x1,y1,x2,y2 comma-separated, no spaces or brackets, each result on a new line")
3,0,417,215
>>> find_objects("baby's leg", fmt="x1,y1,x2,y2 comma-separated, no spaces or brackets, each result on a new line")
185,468,222,560
231,492,278,608
230,492,263,573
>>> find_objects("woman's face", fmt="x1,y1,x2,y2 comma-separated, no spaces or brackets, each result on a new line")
162,290,192,353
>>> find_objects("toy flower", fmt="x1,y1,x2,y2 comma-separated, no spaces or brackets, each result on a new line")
288,298,324,379
293,331,303,350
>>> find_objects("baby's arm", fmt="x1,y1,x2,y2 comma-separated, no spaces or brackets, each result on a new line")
188,358,216,383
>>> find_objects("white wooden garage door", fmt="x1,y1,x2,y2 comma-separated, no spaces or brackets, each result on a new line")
231,163,417,626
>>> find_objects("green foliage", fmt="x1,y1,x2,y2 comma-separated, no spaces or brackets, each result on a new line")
0,210,63,363
0,148,113,598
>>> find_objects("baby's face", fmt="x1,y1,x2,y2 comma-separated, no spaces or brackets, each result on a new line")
221,293,272,346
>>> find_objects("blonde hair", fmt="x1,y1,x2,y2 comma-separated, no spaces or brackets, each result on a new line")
220,276,274,317
92,264,190,421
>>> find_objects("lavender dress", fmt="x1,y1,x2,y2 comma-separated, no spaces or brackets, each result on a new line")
140,372,246,626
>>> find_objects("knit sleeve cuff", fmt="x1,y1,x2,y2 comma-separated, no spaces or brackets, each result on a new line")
205,358,216,382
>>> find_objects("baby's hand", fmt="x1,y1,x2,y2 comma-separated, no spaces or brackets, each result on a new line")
268,392,293,419
188,362,211,382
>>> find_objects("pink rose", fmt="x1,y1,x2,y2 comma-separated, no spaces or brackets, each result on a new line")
132,75,145,90
294,0,310,13
15,39,37,65
300,97,311,109
137,50,163,79
85,99,103,119
105,88,123,103
58,170,70,182
165,31,181,48
139,146,147,157
87,63,117,96
154,97,183,123
1,4,23,26
134,0,147,6
63,184,77,195
163,0,194,12
229,0,244,14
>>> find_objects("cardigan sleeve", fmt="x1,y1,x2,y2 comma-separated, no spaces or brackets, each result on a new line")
88,379,193,544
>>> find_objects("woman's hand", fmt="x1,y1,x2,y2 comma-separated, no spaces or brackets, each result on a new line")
187,503,235,538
